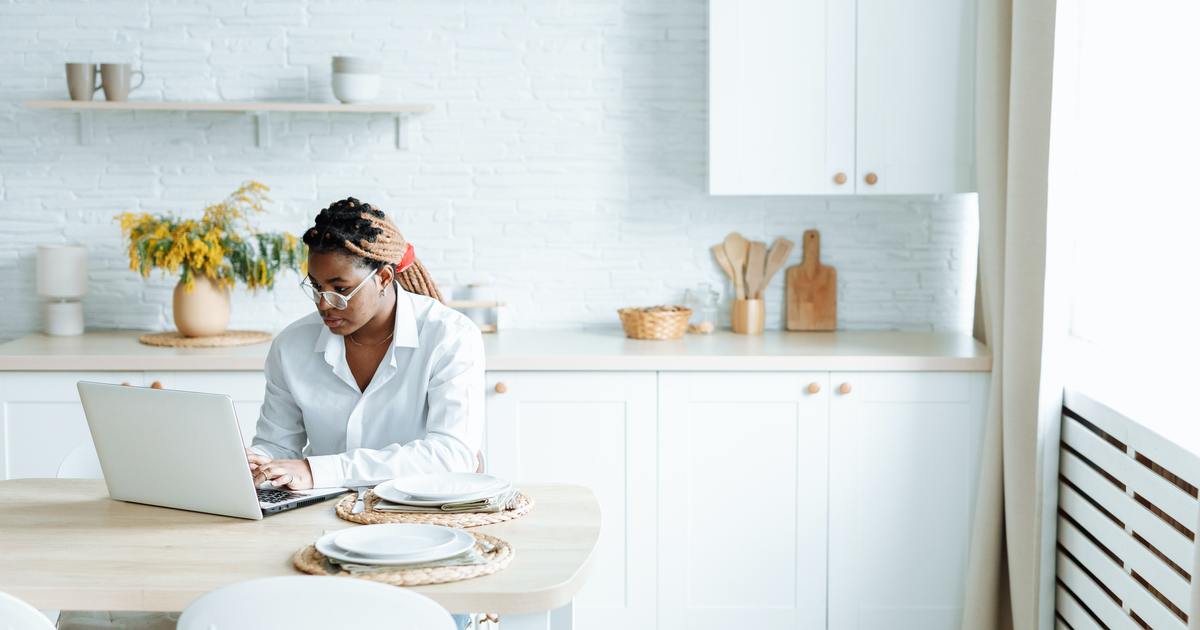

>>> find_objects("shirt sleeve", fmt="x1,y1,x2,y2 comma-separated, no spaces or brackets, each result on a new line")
306,322,485,487
250,337,307,461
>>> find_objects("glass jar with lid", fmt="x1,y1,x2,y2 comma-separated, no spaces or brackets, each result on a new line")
684,282,719,334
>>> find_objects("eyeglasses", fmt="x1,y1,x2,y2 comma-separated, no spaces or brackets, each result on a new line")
300,271,378,310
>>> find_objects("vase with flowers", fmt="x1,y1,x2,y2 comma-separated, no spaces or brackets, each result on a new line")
116,181,307,337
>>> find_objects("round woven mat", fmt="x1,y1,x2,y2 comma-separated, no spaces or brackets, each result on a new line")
138,330,273,348
293,532,513,586
335,490,534,528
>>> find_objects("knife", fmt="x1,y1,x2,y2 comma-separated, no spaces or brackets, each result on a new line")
342,479,389,515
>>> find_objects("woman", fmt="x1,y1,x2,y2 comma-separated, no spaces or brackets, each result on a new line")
247,197,484,490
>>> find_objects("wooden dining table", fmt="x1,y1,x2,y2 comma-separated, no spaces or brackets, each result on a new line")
0,479,599,630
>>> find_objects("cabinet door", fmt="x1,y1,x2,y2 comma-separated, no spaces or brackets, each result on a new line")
658,372,829,630
0,372,142,479
709,0,855,195
144,372,266,446
485,371,657,630
828,372,988,630
856,0,976,193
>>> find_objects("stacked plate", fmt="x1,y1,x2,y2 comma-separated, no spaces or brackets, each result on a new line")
318,523,475,567
374,472,515,512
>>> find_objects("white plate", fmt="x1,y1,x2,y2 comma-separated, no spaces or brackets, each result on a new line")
334,524,459,557
317,528,474,566
387,472,510,501
373,479,511,507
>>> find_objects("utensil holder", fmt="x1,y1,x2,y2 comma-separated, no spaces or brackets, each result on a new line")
731,299,765,335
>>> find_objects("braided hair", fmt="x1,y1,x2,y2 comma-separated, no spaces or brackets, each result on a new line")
302,197,444,303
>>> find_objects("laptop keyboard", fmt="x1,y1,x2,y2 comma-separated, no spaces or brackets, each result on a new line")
257,488,304,505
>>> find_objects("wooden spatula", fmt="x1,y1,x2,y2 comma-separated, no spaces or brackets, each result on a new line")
785,229,837,331
722,232,749,300
760,237,793,298
711,244,737,289
745,241,767,299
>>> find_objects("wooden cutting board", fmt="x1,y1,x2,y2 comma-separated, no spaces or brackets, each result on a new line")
786,229,837,331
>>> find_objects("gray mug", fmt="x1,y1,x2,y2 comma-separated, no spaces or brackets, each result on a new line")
100,63,144,102
65,63,101,101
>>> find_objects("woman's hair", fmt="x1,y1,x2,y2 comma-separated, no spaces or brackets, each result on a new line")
302,197,443,303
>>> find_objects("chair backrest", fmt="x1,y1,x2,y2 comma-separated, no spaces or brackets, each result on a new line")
56,442,103,479
176,576,456,630
0,591,56,630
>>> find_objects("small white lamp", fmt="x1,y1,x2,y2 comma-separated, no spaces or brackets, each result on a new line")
36,244,88,336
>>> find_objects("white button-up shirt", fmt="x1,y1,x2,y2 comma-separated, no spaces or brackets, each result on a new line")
250,287,485,488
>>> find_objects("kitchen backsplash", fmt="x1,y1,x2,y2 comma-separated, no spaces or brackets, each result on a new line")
0,0,978,341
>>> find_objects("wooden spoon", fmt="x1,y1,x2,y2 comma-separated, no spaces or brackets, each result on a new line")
745,241,767,299
761,237,794,296
711,244,737,290
722,232,749,300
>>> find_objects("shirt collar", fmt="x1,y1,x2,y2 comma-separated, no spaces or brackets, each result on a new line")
313,281,421,355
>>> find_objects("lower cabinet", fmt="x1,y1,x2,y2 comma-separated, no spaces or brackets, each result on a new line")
2,367,989,629
657,372,830,630
0,371,265,480
0,372,141,479
485,371,658,630
827,371,989,630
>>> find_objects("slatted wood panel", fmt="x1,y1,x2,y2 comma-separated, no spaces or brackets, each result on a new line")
1056,389,1200,630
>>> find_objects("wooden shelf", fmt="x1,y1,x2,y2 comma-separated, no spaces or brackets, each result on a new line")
23,100,434,114
22,100,434,149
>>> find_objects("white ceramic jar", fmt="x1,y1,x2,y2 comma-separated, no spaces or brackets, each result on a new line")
331,56,381,104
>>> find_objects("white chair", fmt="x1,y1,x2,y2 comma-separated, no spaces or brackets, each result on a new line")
176,576,456,630
56,443,103,479
0,591,56,630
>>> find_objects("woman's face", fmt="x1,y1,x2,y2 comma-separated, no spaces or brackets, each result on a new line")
306,252,392,335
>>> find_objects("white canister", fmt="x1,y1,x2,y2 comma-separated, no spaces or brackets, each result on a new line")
457,284,497,329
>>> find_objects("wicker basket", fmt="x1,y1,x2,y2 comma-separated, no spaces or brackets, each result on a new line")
617,305,692,340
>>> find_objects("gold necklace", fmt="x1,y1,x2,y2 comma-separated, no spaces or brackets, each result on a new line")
348,330,394,347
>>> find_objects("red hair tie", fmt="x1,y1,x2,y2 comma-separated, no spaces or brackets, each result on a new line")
397,243,415,273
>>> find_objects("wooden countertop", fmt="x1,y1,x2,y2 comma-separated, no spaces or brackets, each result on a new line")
0,479,598,614
0,329,991,372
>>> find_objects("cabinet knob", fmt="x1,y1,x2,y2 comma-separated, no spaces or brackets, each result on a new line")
837,382,852,395
864,172,878,186
494,382,508,394
833,172,847,185
806,382,821,394
119,381,130,387
150,380,163,390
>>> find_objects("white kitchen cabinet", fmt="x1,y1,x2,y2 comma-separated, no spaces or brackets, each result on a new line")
143,371,266,445
657,372,830,630
484,371,658,630
0,371,266,480
827,372,988,630
708,0,855,195
855,0,976,194
0,372,141,479
709,0,976,195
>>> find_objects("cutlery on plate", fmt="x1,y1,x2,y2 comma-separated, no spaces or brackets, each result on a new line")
342,479,388,515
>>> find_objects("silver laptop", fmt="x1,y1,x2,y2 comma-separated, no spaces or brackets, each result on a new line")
77,381,345,520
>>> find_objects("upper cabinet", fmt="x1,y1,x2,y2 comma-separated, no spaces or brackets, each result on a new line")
709,0,976,195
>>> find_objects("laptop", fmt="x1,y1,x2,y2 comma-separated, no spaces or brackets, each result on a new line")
76,381,346,520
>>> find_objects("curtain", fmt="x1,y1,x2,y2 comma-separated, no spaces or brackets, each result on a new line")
961,0,1061,628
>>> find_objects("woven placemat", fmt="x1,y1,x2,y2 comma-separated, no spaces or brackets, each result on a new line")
138,330,273,348
335,490,534,528
293,532,513,586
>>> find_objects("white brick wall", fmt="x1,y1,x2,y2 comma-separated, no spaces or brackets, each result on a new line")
0,0,979,342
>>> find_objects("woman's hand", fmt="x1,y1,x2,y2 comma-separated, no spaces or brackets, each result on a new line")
257,458,315,490
246,449,272,484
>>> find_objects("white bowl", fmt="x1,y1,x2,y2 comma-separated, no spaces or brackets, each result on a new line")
332,72,380,104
